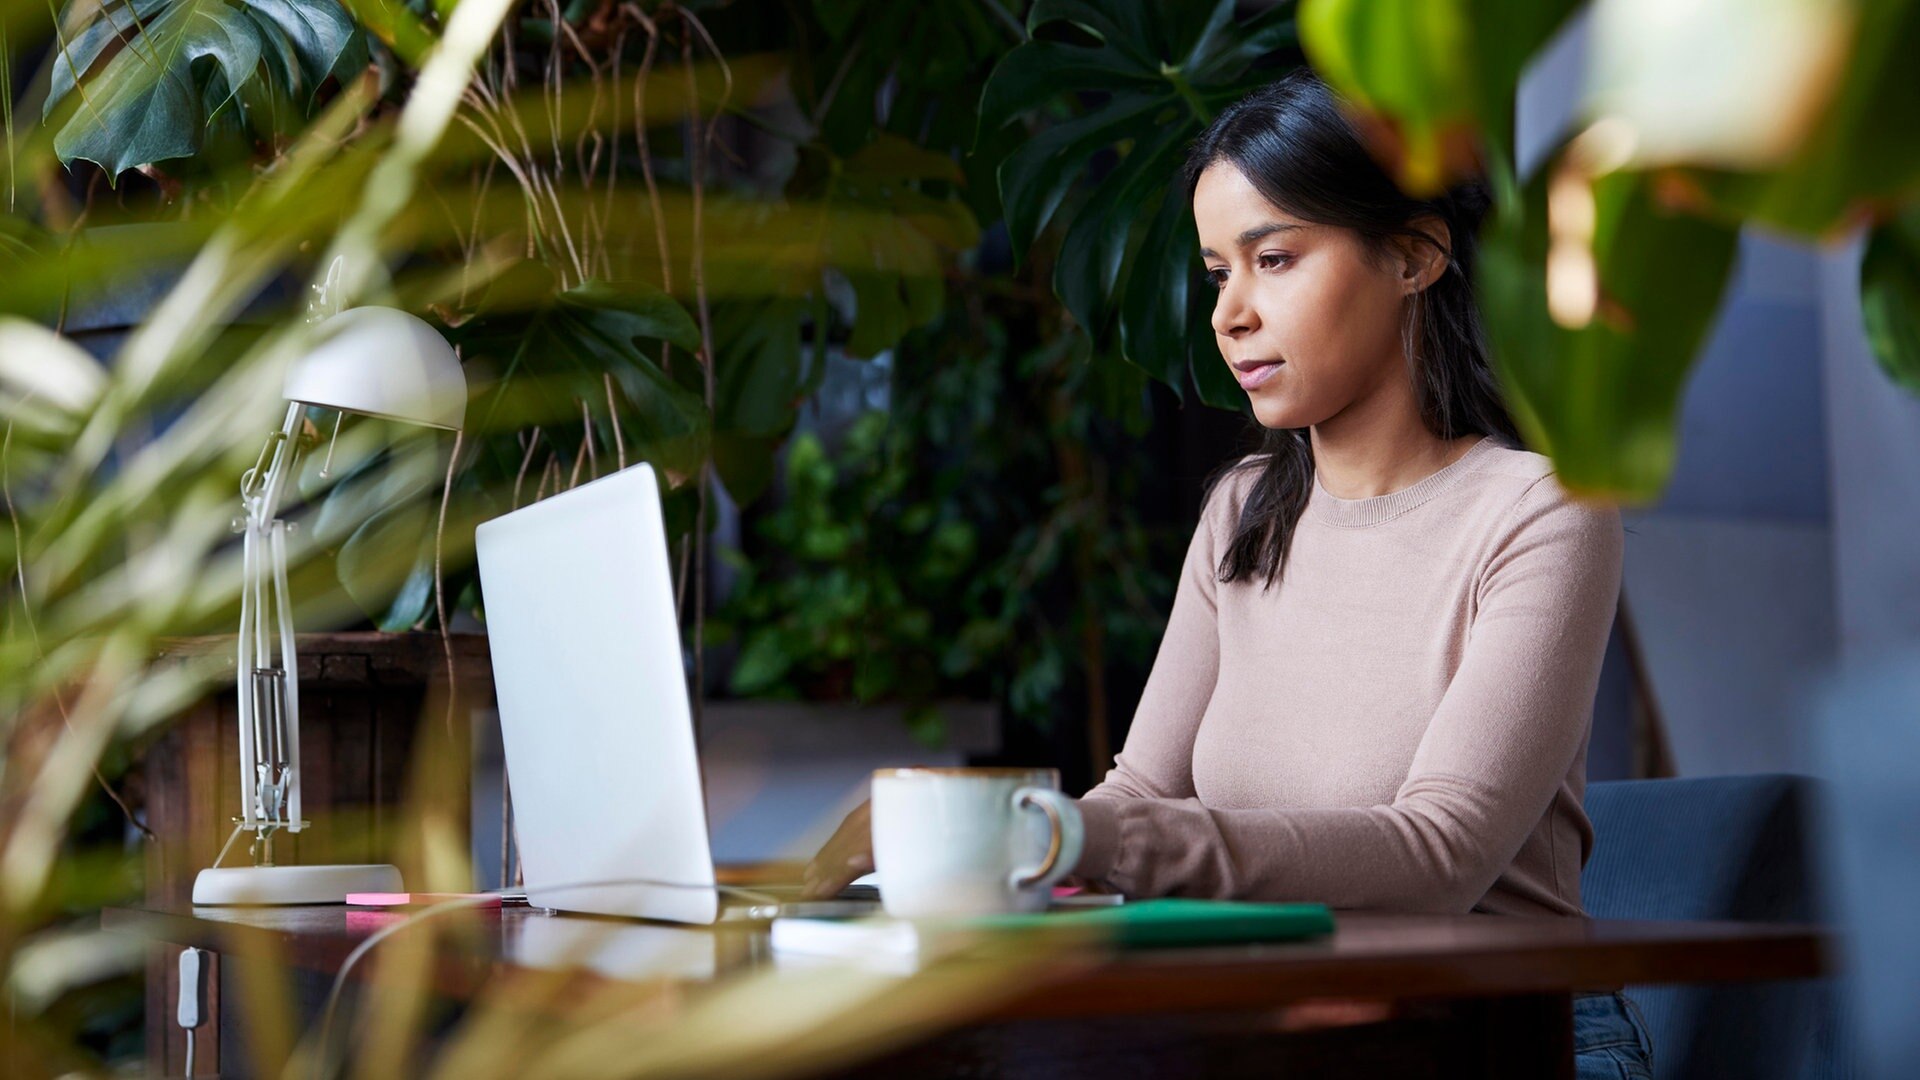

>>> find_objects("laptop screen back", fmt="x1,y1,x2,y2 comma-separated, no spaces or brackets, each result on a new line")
474,463,720,924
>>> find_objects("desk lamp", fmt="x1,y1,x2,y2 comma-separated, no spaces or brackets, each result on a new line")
192,306,466,905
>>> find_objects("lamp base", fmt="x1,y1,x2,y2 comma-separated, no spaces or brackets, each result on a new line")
192,864,403,906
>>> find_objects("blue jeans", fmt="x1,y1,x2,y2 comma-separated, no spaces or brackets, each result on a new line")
1573,990,1656,1079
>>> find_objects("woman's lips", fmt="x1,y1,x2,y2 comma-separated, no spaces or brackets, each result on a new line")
1234,360,1283,390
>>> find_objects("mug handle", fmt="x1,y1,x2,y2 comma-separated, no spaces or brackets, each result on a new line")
1009,788,1086,892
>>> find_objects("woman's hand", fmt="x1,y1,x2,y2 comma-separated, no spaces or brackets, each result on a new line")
801,798,873,900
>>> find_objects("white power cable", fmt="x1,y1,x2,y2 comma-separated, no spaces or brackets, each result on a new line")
307,877,789,1080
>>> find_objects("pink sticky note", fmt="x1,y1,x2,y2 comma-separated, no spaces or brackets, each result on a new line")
345,892,502,908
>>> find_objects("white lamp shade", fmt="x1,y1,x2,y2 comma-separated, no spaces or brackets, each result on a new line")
285,307,466,430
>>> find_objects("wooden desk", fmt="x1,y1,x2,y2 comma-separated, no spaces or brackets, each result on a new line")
105,903,1829,1079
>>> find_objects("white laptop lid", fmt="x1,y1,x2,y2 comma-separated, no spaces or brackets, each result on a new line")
475,462,720,924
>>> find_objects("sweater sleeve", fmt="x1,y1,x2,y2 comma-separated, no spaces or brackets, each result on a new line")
1072,475,1624,913
1077,469,1232,805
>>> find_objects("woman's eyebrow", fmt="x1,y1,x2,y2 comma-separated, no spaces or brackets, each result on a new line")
1199,221,1302,259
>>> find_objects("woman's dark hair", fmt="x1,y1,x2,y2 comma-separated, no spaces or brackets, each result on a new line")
1185,67,1520,591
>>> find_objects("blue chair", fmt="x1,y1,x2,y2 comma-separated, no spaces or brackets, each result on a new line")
1582,774,1852,1080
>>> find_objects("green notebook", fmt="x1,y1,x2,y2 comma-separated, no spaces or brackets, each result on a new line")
966,898,1335,948
768,899,1336,962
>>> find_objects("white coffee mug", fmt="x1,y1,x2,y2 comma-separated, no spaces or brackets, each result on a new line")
869,766,1085,919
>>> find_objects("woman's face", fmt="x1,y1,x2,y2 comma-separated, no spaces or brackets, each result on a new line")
1193,161,1417,431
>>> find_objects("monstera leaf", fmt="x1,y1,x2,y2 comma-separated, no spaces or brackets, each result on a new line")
1302,0,1920,239
45,0,367,177
802,0,1013,161
707,296,806,506
783,134,982,361
1477,161,1739,501
1861,206,1920,395
1295,0,1920,504
1299,0,1581,196
454,269,710,483
976,0,1299,408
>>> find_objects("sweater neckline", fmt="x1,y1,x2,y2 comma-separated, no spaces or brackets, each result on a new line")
1308,435,1499,527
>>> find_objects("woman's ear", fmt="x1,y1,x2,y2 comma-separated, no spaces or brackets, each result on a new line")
1395,214,1452,294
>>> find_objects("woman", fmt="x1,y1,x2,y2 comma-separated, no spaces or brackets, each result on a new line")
805,69,1653,1076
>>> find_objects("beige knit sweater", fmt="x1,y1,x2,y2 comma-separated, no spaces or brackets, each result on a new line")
1074,435,1624,916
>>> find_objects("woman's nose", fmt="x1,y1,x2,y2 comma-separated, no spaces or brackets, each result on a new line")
1211,279,1258,339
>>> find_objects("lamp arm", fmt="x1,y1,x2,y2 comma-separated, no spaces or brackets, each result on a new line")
272,520,302,830
236,403,307,842
252,403,305,525
236,522,259,827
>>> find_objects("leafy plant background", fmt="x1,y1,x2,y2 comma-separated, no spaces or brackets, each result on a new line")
0,0,1223,1068
710,284,1178,755
977,0,1298,410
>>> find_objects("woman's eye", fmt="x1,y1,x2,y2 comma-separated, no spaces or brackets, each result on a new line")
1204,267,1228,290
1258,251,1293,270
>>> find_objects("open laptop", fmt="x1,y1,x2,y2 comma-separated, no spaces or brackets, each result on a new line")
475,462,879,924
